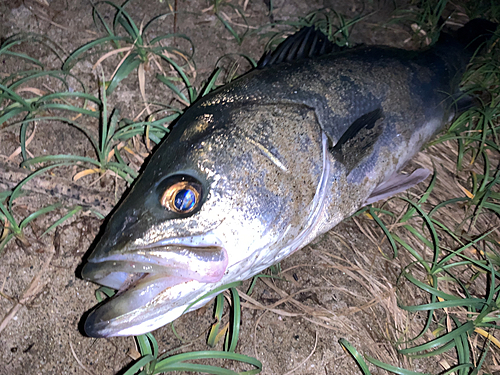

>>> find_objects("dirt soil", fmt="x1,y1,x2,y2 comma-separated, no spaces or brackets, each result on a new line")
0,1,497,375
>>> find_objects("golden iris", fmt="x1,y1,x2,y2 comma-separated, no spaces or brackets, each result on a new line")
160,181,201,213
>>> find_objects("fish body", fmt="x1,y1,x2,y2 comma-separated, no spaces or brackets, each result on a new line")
81,21,494,337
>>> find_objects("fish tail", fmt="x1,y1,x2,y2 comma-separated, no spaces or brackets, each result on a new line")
455,19,498,54
431,19,498,86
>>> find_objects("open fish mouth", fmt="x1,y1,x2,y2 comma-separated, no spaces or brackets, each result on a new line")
82,242,228,337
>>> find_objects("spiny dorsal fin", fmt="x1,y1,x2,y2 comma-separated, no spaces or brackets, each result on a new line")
258,26,338,68
331,108,385,173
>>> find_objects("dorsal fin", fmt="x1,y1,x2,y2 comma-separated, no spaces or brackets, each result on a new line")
258,26,339,68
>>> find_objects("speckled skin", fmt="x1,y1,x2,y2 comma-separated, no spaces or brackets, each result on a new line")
82,38,469,337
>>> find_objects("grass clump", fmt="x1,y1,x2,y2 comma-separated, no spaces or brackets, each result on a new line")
18,79,172,184
0,179,83,255
208,0,250,45
390,0,450,46
63,0,195,105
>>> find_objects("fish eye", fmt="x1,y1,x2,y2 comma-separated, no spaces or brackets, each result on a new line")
160,178,202,214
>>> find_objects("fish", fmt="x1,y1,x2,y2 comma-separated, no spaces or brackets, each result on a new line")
81,19,497,337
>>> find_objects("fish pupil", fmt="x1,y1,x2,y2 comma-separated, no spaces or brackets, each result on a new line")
174,189,196,211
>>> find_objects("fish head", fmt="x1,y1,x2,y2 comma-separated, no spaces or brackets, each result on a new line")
82,102,327,337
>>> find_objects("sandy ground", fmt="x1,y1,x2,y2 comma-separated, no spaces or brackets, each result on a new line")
0,0,497,374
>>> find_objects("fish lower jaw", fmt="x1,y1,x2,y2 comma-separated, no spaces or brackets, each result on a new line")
84,278,214,337
110,304,188,336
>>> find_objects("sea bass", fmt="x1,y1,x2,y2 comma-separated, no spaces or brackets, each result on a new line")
81,20,496,337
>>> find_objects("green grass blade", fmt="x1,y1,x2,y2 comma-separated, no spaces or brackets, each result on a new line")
0,50,44,67
400,298,485,312
146,332,159,358
21,155,101,168
155,363,238,374
7,116,100,153
156,74,190,104
38,91,102,106
153,351,262,374
0,191,12,200
19,203,61,230
338,339,371,375
225,288,241,353
366,355,431,375
442,364,474,375
63,35,124,70
91,2,115,38
400,172,437,222
393,235,430,273
368,206,398,258
95,286,115,302
105,161,138,180
402,224,433,250
42,206,83,236
7,70,72,92
0,199,19,234
183,281,243,316
0,107,26,127
215,13,242,45
135,333,156,373
202,68,222,97
434,229,495,272
106,108,120,145
402,272,462,301
36,103,101,118
207,294,225,347
122,354,155,375
157,56,195,104
398,321,474,355
106,53,141,95
0,83,30,107
112,0,141,42
9,163,71,208
0,233,15,257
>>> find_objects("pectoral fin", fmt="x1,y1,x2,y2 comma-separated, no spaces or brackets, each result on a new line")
331,108,385,174
362,168,431,206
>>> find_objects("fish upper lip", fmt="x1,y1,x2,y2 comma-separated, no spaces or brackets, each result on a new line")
83,243,228,287
87,231,226,262
86,243,225,264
